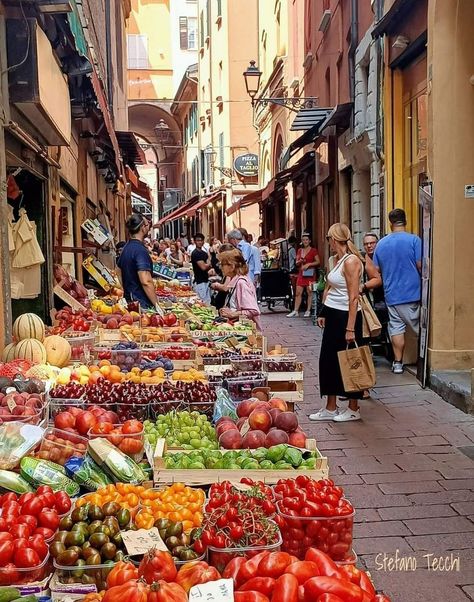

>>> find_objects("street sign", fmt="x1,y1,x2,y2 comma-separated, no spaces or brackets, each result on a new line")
234,153,259,177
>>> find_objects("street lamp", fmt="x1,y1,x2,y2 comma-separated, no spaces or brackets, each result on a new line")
243,60,262,106
243,60,318,112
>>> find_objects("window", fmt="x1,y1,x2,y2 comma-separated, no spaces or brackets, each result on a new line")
218,133,224,168
127,34,149,69
217,0,222,17
200,11,204,48
184,116,188,145
179,17,197,50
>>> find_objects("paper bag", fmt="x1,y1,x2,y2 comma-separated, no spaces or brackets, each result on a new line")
360,295,382,338
337,344,376,392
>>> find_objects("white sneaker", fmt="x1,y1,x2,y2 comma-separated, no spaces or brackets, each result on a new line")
392,361,404,374
286,311,298,318
333,408,361,422
304,310,311,318
309,408,338,421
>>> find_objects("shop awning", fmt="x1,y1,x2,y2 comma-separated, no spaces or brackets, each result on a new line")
116,131,146,166
372,0,412,38
290,108,333,131
90,70,121,172
186,191,224,217
227,170,293,216
318,102,353,132
154,195,201,227
227,189,262,216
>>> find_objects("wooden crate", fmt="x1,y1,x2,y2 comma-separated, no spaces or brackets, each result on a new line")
152,438,328,486
252,384,304,404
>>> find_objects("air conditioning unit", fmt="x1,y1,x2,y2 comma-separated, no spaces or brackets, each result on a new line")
318,10,331,33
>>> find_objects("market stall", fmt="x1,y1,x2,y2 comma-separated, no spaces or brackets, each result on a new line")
0,283,392,602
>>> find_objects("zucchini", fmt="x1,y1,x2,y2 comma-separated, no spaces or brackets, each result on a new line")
0,588,22,602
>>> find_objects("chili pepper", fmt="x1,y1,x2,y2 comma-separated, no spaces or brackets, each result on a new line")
303,576,365,602
272,573,300,602
305,548,343,579
238,577,276,597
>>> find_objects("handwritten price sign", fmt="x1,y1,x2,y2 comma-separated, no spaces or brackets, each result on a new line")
121,528,168,555
189,579,234,601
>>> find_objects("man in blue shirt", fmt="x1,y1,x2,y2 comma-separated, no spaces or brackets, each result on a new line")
239,228,261,288
117,214,158,309
373,208,422,374
227,228,260,285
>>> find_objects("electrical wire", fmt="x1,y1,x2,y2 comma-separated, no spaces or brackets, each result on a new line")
1,1,31,76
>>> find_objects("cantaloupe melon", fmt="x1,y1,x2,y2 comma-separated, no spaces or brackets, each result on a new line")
14,339,47,364
2,343,16,362
13,314,45,342
43,335,71,368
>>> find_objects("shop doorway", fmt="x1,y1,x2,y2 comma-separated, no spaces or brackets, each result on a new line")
9,169,50,323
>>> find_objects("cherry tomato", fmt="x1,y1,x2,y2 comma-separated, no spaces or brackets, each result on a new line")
229,525,244,540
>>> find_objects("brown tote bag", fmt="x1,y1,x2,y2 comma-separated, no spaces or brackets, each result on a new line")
337,343,376,392
360,294,382,338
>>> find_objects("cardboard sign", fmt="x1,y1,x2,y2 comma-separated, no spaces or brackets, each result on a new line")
189,579,233,601
239,418,251,437
121,528,168,555
6,398,17,412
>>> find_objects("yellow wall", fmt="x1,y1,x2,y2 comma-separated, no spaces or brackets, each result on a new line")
427,0,474,370
127,0,173,100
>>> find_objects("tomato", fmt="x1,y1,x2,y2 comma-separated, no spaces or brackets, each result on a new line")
285,561,320,584
119,438,143,455
0,563,19,585
175,561,220,594
234,593,270,602
122,420,143,434
138,549,177,584
316,595,345,602
29,534,48,561
358,572,376,598
36,485,54,496
0,540,14,566
22,497,43,517
40,492,56,509
9,524,31,540
14,547,40,568
303,577,365,602
0,518,8,532
107,561,139,588
147,580,187,602
92,422,114,435
102,579,149,602
222,557,246,587
1,493,18,506
259,552,295,579
37,510,60,532
0,533,13,543
12,538,29,555
272,573,300,602
238,577,275,597
305,549,342,579
339,565,361,585
16,515,37,531
2,502,20,517
237,551,269,582
34,527,54,540
54,491,72,515
18,492,35,506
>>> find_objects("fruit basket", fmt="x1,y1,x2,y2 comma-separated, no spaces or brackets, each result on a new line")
149,398,188,419
207,529,282,573
35,427,88,465
53,559,117,589
264,354,299,372
116,401,149,422
223,372,268,402
63,332,95,364
277,503,355,561
0,554,51,586
88,424,145,462
230,355,263,372
188,400,214,419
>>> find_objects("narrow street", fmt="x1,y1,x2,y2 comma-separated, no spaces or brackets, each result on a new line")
262,311,474,602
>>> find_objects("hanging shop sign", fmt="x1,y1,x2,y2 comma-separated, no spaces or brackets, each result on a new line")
234,153,259,177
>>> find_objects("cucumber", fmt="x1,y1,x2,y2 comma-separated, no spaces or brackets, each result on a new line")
0,470,33,494
0,588,22,602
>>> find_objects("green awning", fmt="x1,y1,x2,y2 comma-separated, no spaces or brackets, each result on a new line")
67,0,88,57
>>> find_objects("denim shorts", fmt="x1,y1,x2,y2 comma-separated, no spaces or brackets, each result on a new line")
387,302,420,336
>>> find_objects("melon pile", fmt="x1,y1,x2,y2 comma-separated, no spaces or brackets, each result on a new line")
2,313,71,368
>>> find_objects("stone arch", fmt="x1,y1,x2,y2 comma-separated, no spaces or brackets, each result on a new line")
272,125,285,175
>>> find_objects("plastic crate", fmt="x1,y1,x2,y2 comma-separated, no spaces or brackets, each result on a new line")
35,427,88,466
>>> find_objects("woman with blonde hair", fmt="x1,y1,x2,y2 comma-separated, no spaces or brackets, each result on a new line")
214,248,262,331
310,223,368,422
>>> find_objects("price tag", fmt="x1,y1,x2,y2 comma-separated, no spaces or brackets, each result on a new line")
239,418,250,436
6,397,16,412
121,528,168,555
225,336,239,349
189,579,233,601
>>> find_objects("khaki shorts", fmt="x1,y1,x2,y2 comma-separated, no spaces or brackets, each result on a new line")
388,302,420,336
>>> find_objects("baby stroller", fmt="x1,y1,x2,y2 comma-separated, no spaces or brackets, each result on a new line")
259,238,293,310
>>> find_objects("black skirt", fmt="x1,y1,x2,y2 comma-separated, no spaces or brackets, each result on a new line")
319,305,364,399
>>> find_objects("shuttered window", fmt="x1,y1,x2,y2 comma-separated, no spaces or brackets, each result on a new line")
217,0,222,16
218,133,224,167
200,11,204,47
127,34,149,69
179,17,188,50
187,18,197,50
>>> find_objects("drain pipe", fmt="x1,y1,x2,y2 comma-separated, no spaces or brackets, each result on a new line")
374,0,384,162
105,0,113,113
349,0,358,103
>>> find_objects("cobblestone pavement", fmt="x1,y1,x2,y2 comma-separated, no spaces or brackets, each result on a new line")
261,311,474,602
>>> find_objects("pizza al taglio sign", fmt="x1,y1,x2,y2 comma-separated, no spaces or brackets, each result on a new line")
233,153,259,177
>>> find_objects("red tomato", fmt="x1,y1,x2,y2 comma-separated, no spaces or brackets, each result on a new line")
122,420,143,435
34,527,54,540
18,492,35,506
21,497,43,517
14,547,40,568
1,493,18,506
12,537,29,555
9,524,31,540
35,486,54,496
0,518,8,532
40,492,56,509
0,540,14,567
54,492,71,515
15,515,37,531
0,533,12,544
37,510,60,532
28,534,48,561
0,563,19,585
2,502,20,517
